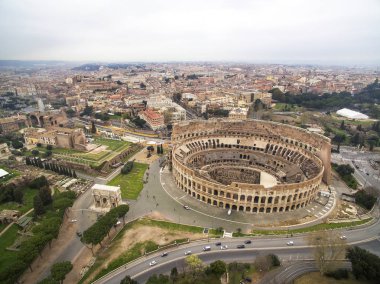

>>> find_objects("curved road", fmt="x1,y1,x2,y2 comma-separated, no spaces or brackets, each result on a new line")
95,213,380,284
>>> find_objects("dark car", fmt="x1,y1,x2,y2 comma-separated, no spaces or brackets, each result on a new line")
215,242,222,246
76,231,82,237
244,240,252,244
161,252,168,257
237,244,245,249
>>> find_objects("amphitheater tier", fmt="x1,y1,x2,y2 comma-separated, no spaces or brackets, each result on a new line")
170,119,331,214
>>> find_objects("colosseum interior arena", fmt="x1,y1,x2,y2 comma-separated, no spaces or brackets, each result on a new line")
170,119,331,214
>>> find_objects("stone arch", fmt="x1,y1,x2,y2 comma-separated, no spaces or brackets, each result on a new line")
213,200,218,206
225,203,231,209
266,208,271,213
232,205,237,211
259,207,265,213
207,198,211,204
239,206,244,211
253,207,258,213
246,207,251,212
240,195,245,201
247,196,252,202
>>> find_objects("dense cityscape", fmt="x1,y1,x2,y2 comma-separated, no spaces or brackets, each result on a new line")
1,1,380,284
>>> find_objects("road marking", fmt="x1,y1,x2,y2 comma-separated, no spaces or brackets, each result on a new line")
179,195,187,200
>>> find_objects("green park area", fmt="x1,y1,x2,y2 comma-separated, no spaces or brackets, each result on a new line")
27,137,133,167
0,187,37,215
0,224,20,274
107,162,148,199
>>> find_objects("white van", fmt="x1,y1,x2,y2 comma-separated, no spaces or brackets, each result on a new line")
227,208,232,216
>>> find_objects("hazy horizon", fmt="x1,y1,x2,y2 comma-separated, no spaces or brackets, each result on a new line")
0,0,379,65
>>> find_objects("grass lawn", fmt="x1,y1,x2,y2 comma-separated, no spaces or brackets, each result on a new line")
107,162,148,199
295,272,375,284
0,187,37,214
248,218,372,236
94,137,131,151
0,224,20,275
138,218,204,234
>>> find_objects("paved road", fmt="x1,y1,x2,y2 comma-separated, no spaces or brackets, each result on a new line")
332,146,380,190
36,187,99,281
96,233,380,284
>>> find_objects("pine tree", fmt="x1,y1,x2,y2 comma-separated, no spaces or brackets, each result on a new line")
26,157,31,165
33,195,45,216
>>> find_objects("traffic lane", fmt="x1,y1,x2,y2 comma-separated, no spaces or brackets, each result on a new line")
107,248,314,284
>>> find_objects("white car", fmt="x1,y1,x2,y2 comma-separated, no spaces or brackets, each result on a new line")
340,235,347,240
149,260,157,266
183,205,190,210
287,241,294,246
70,219,77,223
184,250,192,255
220,245,228,250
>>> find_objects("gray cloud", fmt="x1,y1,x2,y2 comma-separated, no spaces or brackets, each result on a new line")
0,0,379,64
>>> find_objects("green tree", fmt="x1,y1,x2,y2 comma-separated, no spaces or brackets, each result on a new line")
91,121,97,134
32,149,40,156
332,133,346,152
170,267,178,283
340,120,345,130
146,274,170,284
39,186,53,206
12,140,23,149
110,204,129,224
51,261,73,284
120,275,138,284
207,260,227,278
33,195,45,216
13,187,24,204
347,246,380,281
46,145,53,150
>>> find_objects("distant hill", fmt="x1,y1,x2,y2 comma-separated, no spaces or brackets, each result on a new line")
72,63,146,71
0,60,74,68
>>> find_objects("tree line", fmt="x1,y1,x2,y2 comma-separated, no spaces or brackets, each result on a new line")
25,156,78,178
81,205,129,255
0,189,76,284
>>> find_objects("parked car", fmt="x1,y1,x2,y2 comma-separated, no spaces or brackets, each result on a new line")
340,235,347,240
287,241,294,246
149,260,157,266
184,250,192,255
237,244,245,249
183,205,190,210
244,240,252,244
161,252,168,257
220,245,228,250
215,242,222,246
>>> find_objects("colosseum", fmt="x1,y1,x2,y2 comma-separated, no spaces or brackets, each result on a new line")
170,119,331,214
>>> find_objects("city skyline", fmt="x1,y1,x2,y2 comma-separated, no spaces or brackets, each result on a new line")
0,0,379,65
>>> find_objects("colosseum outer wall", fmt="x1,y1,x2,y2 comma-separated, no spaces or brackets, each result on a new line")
170,119,331,214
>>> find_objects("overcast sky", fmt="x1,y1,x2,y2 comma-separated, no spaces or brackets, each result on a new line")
0,0,379,64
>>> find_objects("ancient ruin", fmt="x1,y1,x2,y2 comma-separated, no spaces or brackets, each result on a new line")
170,119,331,214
